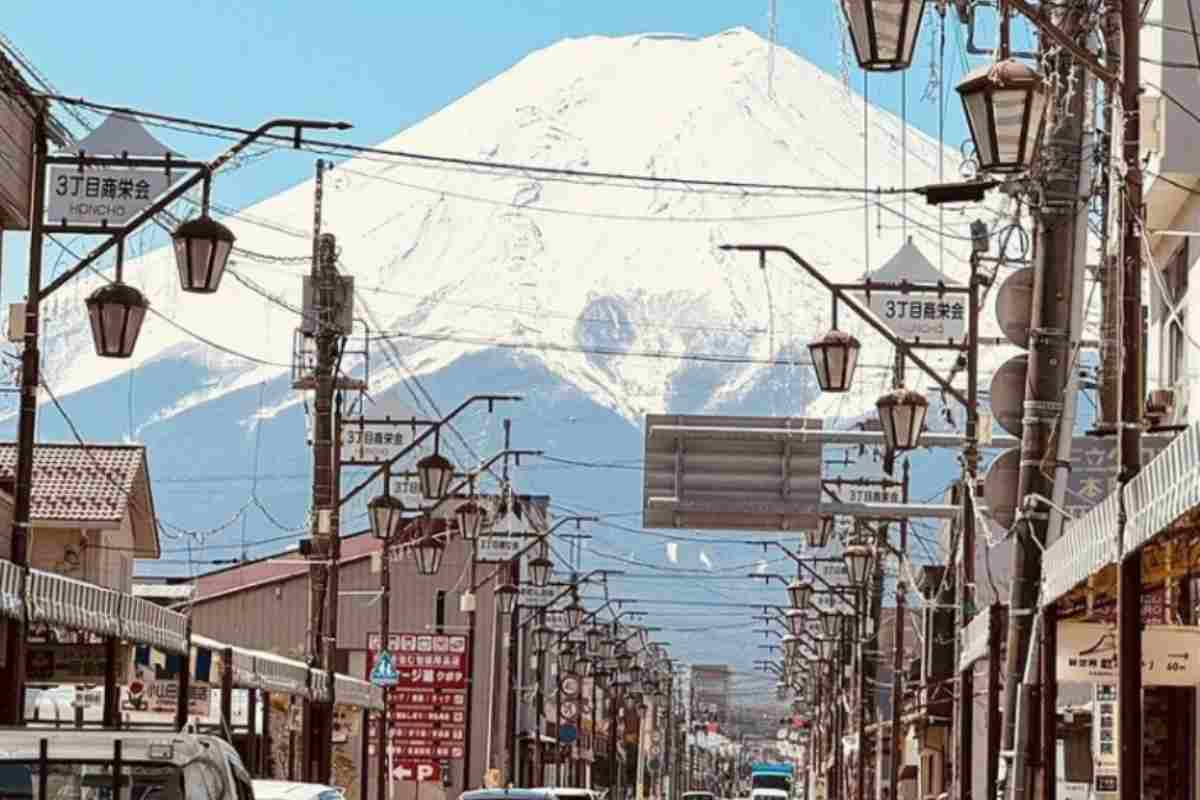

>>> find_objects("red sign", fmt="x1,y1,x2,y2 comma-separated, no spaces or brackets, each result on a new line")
369,631,471,780
392,761,441,783
368,633,468,689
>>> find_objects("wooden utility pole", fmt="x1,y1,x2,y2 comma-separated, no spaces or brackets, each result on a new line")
1116,0,1144,797
999,7,1089,799
305,157,339,783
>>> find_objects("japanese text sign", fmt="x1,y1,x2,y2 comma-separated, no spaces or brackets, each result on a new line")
46,167,172,226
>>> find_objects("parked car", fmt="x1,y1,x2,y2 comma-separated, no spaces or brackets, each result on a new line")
253,781,345,800
0,728,253,800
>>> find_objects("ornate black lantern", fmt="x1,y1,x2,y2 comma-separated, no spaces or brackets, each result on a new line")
840,0,928,72
876,387,929,452
416,452,455,500
587,626,605,654
616,649,634,671
565,599,587,630
528,555,554,588
843,542,875,588
368,492,406,540
85,283,149,358
455,500,485,541
787,579,813,610
820,612,841,640
496,583,519,615
412,529,445,576
533,625,553,653
807,515,836,550
172,214,235,293
808,329,862,392
957,59,1048,174
558,646,577,675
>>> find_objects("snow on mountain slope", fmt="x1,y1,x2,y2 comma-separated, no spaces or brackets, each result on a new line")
33,27,998,428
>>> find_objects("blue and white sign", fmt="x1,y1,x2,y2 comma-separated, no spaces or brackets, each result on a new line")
370,650,399,687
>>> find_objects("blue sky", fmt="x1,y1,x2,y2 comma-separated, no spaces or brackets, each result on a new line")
3,2,1024,299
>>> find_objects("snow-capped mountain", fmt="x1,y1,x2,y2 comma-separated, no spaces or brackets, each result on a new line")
34,27,985,427
17,28,998,670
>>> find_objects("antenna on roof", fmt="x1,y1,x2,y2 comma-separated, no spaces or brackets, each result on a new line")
767,0,778,99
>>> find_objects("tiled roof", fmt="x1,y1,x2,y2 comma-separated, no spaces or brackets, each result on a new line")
0,443,159,557
0,443,144,523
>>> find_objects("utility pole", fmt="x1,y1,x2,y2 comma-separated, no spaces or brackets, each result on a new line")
305,158,339,784
377,476,393,800
888,461,910,800
999,5,1090,799
1116,1,1144,798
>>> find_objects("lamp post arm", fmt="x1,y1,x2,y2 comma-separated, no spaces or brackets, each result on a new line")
340,394,522,508
720,244,970,408
420,448,544,518
39,118,350,302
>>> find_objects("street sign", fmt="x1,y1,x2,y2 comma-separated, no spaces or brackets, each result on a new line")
1057,622,1200,686
370,650,400,687
46,167,174,226
392,761,441,783
476,534,528,563
559,723,578,744
369,631,471,773
860,239,966,342
519,584,557,606
339,395,428,466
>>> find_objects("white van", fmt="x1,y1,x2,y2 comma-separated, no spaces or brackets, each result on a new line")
0,730,254,800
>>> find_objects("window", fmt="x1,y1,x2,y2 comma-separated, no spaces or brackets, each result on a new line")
1163,241,1189,386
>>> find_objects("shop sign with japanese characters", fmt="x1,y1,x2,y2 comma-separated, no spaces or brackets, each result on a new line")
1057,622,1200,685
476,533,528,563
46,167,173,226
860,240,966,342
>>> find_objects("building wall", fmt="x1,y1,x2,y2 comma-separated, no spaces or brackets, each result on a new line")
189,536,508,800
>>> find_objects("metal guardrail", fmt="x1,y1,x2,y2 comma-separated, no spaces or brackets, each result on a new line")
255,652,310,696
310,669,331,702
1042,491,1122,603
231,647,259,690
959,609,991,671
334,673,374,708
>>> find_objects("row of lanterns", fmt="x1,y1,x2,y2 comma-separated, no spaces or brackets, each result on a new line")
842,0,1048,173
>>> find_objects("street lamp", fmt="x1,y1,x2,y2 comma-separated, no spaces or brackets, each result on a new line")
587,626,605,654
820,638,836,661
575,655,594,676
957,59,1047,174
558,645,577,675
412,527,446,576
533,625,554,653
85,283,149,358
455,500,486,541
416,451,455,500
820,612,841,639
785,610,806,637
368,491,406,540
566,598,587,629
496,583,519,615
876,386,929,451
807,515,835,550
787,578,813,610
616,649,634,671
808,329,861,392
840,0,928,72
172,213,236,293
843,541,875,589
529,553,554,588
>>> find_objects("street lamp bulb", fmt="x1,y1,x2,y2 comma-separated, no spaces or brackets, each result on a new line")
85,282,149,359
957,59,1048,174
876,386,929,452
807,329,861,392
840,0,928,72
172,214,236,294
416,452,455,501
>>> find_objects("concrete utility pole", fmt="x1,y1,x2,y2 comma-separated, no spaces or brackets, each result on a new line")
888,462,910,800
1000,7,1090,799
378,507,393,800
305,158,339,784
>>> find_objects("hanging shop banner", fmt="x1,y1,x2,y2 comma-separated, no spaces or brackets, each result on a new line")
1057,622,1200,685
